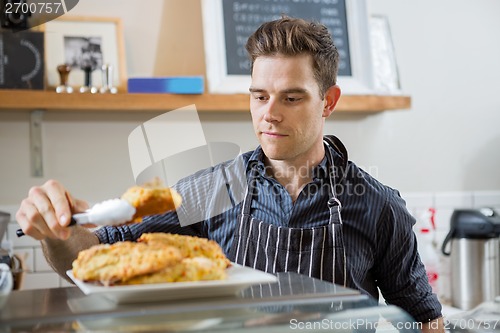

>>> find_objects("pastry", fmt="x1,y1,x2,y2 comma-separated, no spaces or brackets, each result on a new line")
72,233,230,286
121,185,182,222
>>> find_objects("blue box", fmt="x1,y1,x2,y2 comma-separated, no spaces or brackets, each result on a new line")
127,76,204,94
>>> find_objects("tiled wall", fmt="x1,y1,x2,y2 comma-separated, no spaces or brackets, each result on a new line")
2,191,500,295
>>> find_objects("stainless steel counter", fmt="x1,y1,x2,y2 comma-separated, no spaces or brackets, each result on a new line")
0,272,416,332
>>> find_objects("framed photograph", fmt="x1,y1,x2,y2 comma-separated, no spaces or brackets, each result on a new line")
370,15,402,94
201,0,374,94
44,16,127,91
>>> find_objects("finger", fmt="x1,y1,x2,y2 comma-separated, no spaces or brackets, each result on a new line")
16,199,52,240
72,197,90,214
43,180,73,228
29,185,68,239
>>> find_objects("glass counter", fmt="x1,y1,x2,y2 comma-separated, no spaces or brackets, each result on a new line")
0,272,419,332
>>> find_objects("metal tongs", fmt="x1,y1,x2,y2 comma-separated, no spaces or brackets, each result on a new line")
16,199,136,237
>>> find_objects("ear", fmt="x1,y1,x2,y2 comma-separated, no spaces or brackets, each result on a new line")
322,85,341,118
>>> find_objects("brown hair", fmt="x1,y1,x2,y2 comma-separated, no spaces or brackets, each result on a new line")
245,16,339,97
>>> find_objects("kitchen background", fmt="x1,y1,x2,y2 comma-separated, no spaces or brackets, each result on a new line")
0,0,499,310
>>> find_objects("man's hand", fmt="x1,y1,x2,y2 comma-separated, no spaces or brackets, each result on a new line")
422,317,445,333
16,179,89,240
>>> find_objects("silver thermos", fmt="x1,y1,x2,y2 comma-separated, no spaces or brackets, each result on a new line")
442,208,500,310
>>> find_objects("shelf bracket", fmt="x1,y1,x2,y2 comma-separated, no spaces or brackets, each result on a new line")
30,110,44,178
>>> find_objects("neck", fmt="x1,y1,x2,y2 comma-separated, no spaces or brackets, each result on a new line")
264,144,325,201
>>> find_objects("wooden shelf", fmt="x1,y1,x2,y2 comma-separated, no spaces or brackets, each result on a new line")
0,90,411,113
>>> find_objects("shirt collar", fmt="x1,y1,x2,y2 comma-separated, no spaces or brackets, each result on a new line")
247,146,266,175
247,145,331,180
313,153,329,180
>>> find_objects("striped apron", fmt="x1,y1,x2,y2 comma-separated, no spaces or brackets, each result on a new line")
228,143,347,287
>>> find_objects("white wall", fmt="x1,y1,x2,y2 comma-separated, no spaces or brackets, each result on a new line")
344,0,500,192
1,0,500,206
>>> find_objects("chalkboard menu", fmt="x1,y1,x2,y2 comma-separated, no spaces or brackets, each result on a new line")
0,31,44,89
222,0,351,76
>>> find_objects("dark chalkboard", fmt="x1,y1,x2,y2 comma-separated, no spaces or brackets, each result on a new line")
221,0,351,76
0,31,44,89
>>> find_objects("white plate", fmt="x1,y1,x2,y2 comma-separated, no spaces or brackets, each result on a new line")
67,263,277,304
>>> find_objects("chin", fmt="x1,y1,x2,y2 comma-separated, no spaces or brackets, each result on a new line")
260,145,290,161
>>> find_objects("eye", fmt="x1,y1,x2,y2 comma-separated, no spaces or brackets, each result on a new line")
252,94,268,102
285,97,302,103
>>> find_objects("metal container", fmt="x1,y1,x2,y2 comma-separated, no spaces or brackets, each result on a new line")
0,212,9,242
0,212,11,268
442,208,500,310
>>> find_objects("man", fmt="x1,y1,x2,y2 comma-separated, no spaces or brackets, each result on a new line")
16,17,443,331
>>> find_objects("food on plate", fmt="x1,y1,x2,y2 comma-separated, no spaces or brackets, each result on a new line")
72,241,182,285
137,233,230,270
121,183,182,222
119,257,226,285
71,233,231,286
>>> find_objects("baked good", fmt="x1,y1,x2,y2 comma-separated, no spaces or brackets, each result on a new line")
72,233,230,286
72,241,182,286
137,233,230,270
121,185,182,222
118,257,227,285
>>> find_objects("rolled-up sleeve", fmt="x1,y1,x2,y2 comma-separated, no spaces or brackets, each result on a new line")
374,191,442,322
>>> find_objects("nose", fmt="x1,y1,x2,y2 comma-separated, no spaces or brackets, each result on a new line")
263,98,282,123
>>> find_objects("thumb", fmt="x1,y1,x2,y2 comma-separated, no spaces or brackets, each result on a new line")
73,198,90,213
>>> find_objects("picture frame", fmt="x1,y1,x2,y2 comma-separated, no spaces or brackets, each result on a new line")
201,0,374,94
44,16,127,91
369,15,402,94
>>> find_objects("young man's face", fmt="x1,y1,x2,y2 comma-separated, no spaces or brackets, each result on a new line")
249,54,337,163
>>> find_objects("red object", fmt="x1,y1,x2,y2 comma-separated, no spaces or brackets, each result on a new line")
429,208,436,230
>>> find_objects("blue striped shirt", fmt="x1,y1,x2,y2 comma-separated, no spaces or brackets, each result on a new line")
95,141,441,322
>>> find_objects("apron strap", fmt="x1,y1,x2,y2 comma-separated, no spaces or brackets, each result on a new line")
241,162,259,216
